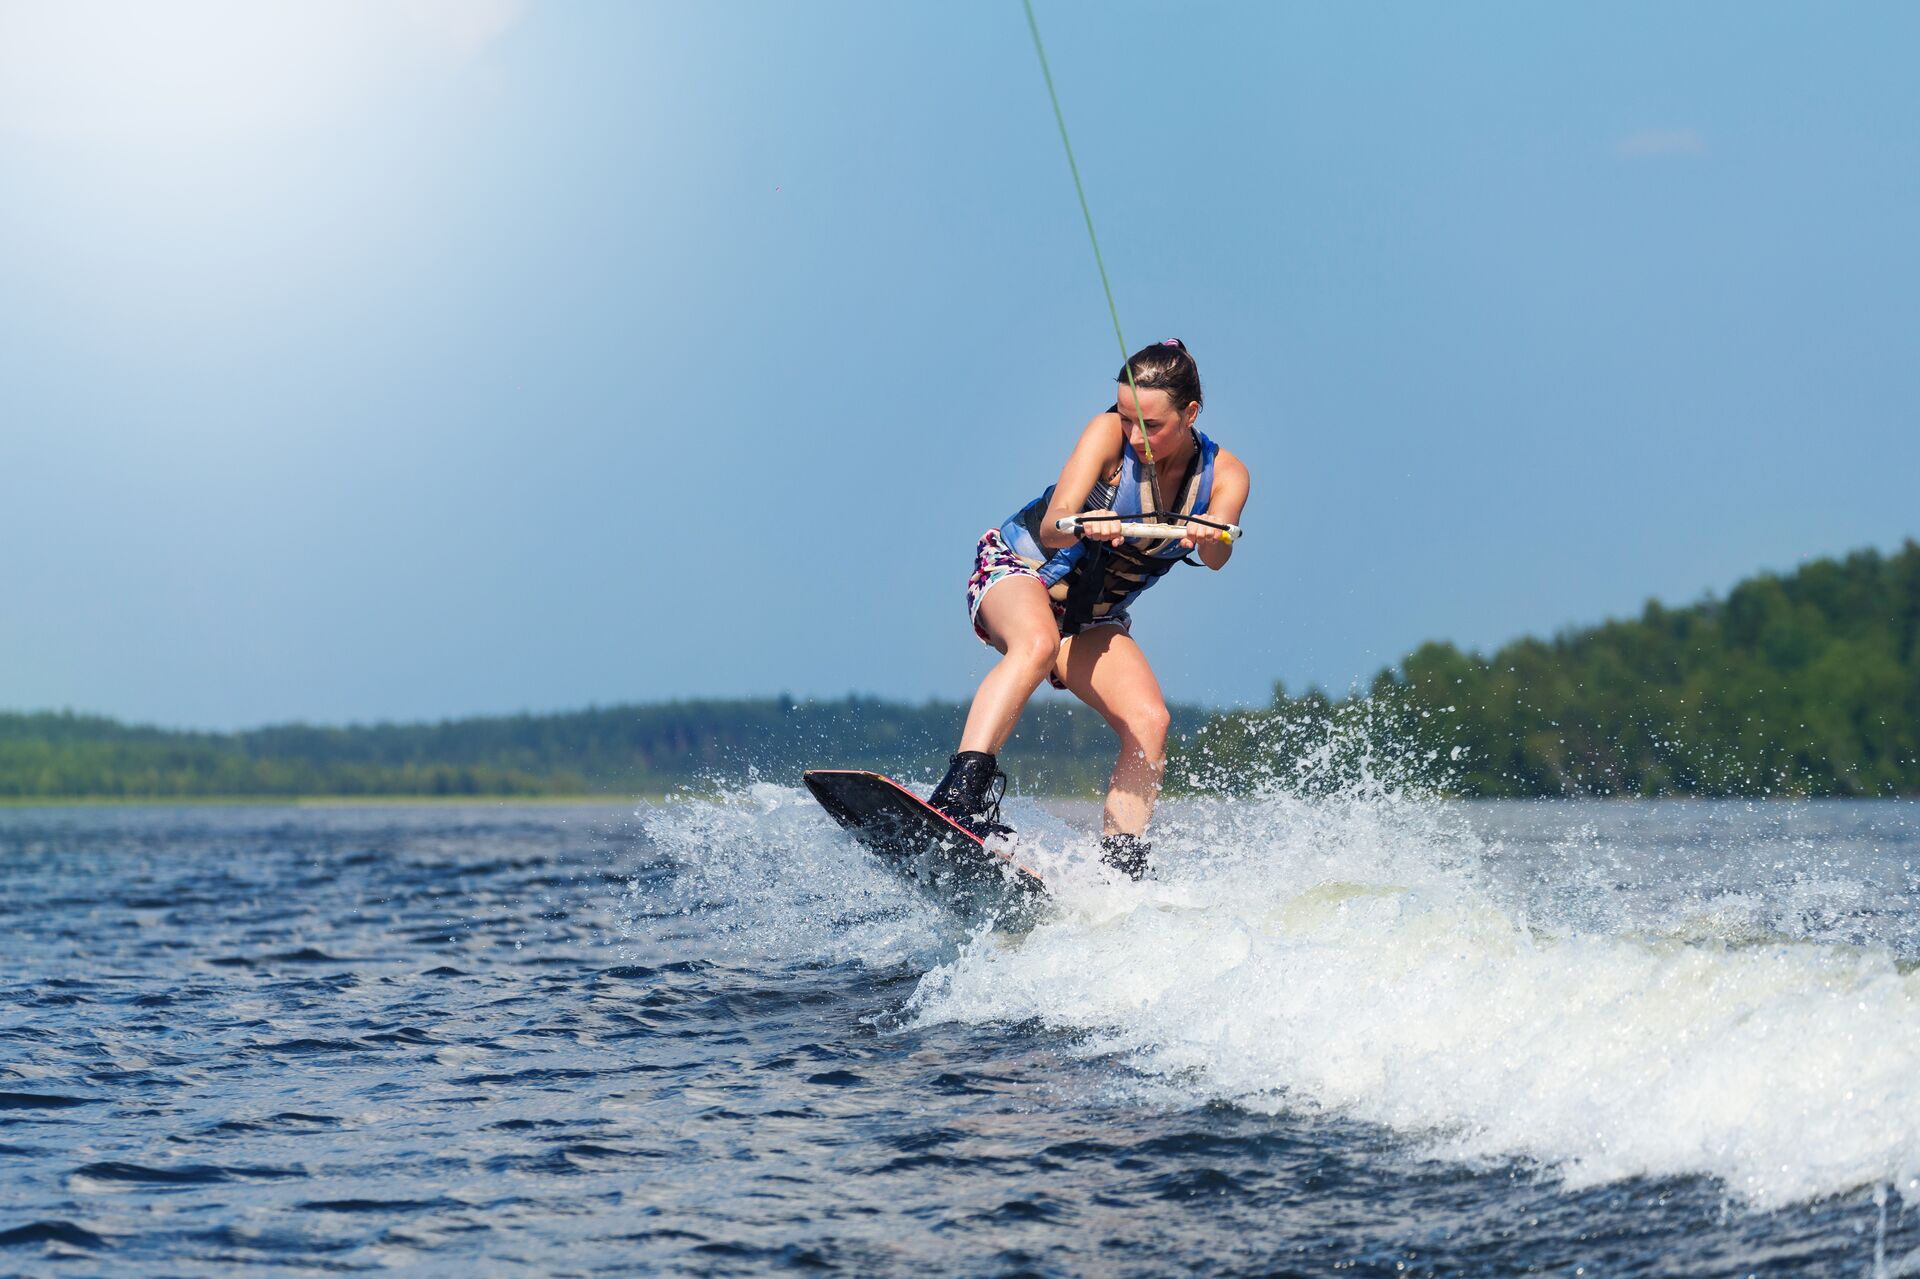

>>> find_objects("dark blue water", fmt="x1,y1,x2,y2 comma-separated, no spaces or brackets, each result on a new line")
3,797,1918,1276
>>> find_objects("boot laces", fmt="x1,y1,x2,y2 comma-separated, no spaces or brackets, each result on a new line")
979,768,1012,838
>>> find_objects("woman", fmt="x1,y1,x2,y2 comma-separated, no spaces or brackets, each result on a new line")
928,339,1250,879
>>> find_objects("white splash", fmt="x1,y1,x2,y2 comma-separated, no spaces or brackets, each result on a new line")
630,745,1920,1211
907,785,1920,1210
628,782,951,968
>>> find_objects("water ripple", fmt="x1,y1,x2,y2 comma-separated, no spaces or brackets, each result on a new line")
0,798,1915,1276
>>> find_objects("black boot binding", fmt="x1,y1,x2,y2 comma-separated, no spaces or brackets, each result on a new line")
1100,833,1150,881
928,751,1014,841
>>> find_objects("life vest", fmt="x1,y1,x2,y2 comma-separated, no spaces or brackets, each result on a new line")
998,424,1219,632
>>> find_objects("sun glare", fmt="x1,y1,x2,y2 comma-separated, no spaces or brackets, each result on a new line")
0,0,524,144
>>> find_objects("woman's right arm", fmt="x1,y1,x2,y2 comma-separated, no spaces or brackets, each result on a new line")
1037,413,1124,550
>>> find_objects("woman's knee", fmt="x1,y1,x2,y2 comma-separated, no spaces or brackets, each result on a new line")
1118,701,1171,750
1003,629,1059,678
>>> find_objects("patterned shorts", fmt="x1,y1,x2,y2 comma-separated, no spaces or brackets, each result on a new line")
965,529,1129,689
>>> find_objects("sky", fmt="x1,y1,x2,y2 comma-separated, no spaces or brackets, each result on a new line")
2,0,1916,730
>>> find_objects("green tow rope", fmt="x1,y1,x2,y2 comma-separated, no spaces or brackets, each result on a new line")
1020,0,1166,517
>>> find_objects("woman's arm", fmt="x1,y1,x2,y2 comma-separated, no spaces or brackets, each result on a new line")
1188,448,1249,570
1037,413,1125,550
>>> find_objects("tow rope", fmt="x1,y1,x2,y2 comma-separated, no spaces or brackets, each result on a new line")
1021,0,1167,517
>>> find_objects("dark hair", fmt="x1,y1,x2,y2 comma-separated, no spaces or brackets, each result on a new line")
1116,338,1202,413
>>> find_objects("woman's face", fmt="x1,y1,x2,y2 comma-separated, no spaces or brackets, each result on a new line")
1114,384,1193,456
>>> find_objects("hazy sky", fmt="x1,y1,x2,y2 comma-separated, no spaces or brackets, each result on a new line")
3,1,1916,729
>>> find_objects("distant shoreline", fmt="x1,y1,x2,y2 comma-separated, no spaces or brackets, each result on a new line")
0,697,1166,805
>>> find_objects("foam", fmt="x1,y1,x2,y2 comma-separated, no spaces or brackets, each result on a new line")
633,772,1920,1208
907,788,1920,1209
626,782,949,968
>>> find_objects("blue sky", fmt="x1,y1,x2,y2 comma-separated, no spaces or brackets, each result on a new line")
2,1,1915,729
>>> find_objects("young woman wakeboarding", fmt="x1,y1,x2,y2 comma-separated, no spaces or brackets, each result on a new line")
928,338,1250,879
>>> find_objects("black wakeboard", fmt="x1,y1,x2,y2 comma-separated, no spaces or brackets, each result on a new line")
803,769,1046,920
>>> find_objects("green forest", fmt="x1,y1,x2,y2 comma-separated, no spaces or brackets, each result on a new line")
0,696,1210,801
4,542,1917,800
1194,541,1920,797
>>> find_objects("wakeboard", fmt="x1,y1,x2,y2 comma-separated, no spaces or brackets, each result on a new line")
803,769,1047,920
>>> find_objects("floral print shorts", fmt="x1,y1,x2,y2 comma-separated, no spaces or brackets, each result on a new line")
964,529,1128,689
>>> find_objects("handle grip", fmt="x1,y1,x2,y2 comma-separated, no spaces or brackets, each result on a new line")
1054,516,1241,543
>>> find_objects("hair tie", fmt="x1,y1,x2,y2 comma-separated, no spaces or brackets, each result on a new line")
1160,338,1182,348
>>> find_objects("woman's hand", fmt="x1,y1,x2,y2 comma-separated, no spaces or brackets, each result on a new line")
1076,509,1127,547
1178,520,1234,550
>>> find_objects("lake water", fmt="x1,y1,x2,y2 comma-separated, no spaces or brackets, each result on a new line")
4,790,1919,1276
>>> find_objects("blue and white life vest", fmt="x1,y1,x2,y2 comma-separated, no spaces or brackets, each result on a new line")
998,425,1219,631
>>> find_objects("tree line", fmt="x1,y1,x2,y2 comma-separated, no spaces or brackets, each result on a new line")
0,696,1210,800
1186,541,1920,797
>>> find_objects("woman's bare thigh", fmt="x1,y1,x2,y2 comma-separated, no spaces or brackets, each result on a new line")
1054,626,1169,732
975,574,1062,658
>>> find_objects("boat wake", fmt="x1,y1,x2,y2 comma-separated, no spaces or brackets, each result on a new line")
634,768,1920,1211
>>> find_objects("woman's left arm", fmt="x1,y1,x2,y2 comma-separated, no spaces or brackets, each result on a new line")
1184,449,1249,570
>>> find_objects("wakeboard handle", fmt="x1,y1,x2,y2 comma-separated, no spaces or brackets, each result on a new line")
1055,515,1241,543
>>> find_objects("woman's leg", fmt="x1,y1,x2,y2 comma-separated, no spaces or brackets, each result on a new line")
959,575,1064,753
1055,627,1172,836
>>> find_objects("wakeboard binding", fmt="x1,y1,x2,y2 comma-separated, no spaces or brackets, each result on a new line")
927,750,1015,842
